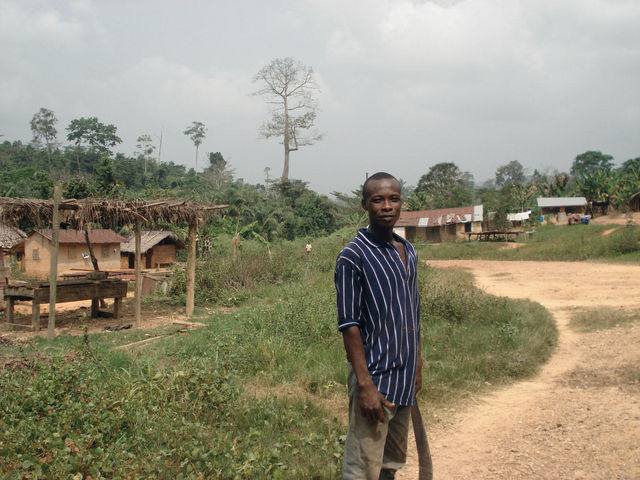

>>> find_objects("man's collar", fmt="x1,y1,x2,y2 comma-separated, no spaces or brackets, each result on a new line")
358,228,407,248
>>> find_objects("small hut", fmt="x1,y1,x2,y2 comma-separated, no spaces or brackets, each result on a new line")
0,223,26,268
15,229,125,278
537,197,587,223
120,230,186,269
394,205,483,242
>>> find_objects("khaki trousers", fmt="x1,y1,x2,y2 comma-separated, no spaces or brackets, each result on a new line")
343,366,410,480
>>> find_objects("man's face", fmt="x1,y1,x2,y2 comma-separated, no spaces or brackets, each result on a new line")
362,178,402,229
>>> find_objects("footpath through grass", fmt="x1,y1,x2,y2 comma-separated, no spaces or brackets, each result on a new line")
1,229,557,479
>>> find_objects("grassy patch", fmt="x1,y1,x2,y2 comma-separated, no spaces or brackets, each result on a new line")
419,266,557,405
569,307,639,332
418,223,640,262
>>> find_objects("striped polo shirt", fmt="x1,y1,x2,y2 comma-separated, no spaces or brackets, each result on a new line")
335,228,421,406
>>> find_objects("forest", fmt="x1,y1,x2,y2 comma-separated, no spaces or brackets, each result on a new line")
2,107,640,242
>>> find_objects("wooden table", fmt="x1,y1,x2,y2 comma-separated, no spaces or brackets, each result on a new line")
4,278,128,331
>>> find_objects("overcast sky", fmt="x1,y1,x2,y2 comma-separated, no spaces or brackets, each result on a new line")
2,0,639,195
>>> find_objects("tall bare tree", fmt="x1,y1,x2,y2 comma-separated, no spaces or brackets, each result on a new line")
253,57,322,181
30,108,58,168
184,121,207,171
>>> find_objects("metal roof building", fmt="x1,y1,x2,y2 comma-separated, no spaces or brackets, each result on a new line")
536,197,587,208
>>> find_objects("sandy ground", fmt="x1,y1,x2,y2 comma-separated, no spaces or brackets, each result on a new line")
0,291,190,340
398,260,640,480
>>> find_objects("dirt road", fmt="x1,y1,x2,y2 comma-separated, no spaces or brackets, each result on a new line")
398,260,640,480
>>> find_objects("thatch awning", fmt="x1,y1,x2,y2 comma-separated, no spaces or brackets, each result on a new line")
0,197,228,228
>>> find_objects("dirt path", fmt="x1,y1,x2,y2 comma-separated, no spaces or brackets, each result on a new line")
398,260,640,480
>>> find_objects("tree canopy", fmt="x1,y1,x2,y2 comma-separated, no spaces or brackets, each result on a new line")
411,162,473,210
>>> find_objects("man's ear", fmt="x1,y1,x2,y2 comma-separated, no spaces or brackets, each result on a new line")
361,198,367,210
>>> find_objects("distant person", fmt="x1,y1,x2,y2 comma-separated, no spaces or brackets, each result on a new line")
305,242,312,255
335,172,423,479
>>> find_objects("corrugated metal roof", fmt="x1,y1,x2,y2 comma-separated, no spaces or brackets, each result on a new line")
120,230,186,254
396,205,483,227
537,197,587,208
0,223,27,249
33,229,127,244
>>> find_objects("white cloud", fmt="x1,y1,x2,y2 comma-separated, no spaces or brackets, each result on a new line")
0,1,86,45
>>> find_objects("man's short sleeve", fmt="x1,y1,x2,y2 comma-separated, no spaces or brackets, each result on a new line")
335,255,363,331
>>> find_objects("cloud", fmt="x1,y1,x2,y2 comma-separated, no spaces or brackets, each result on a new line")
0,1,86,45
118,56,259,118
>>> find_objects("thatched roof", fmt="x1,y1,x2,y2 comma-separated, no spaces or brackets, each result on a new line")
0,197,228,229
33,229,127,245
0,223,27,250
121,230,186,254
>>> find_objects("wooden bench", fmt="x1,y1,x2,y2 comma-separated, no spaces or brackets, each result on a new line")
3,278,127,331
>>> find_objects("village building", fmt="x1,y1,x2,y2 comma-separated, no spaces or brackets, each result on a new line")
394,205,484,243
537,197,587,223
120,230,186,269
629,192,640,212
14,229,126,278
1,223,27,272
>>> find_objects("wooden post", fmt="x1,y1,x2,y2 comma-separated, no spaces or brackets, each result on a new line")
47,184,61,340
185,219,197,317
6,296,14,326
135,218,142,328
114,296,122,320
32,303,41,332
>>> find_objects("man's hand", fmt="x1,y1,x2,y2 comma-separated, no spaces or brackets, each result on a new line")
359,382,395,423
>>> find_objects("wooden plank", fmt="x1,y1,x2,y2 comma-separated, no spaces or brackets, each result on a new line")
4,281,127,304
173,320,206,328
5,322,33,330
113,336,164,350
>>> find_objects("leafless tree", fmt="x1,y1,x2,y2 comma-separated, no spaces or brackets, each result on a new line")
253,57,322,181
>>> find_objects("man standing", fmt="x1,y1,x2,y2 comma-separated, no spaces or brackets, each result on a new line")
335,172,422,479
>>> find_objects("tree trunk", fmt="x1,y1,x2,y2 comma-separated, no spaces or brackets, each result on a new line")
84,228,107,309
195,145,199,172
282,96,290,181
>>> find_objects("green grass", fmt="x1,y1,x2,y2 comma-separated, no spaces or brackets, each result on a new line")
0,231,557,479
569,307,639,332
418,223,640,262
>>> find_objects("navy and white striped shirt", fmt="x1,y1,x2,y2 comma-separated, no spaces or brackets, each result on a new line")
335,228,420,406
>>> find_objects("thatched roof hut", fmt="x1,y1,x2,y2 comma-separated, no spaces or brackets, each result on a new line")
0,196,228,330
0,223,27,251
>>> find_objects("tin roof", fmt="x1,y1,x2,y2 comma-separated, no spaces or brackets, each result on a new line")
120,230,186,254
536,197,587,208
396,205,483,227
32,229,127,244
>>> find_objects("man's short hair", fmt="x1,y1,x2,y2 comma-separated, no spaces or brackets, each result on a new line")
362,172,400,201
